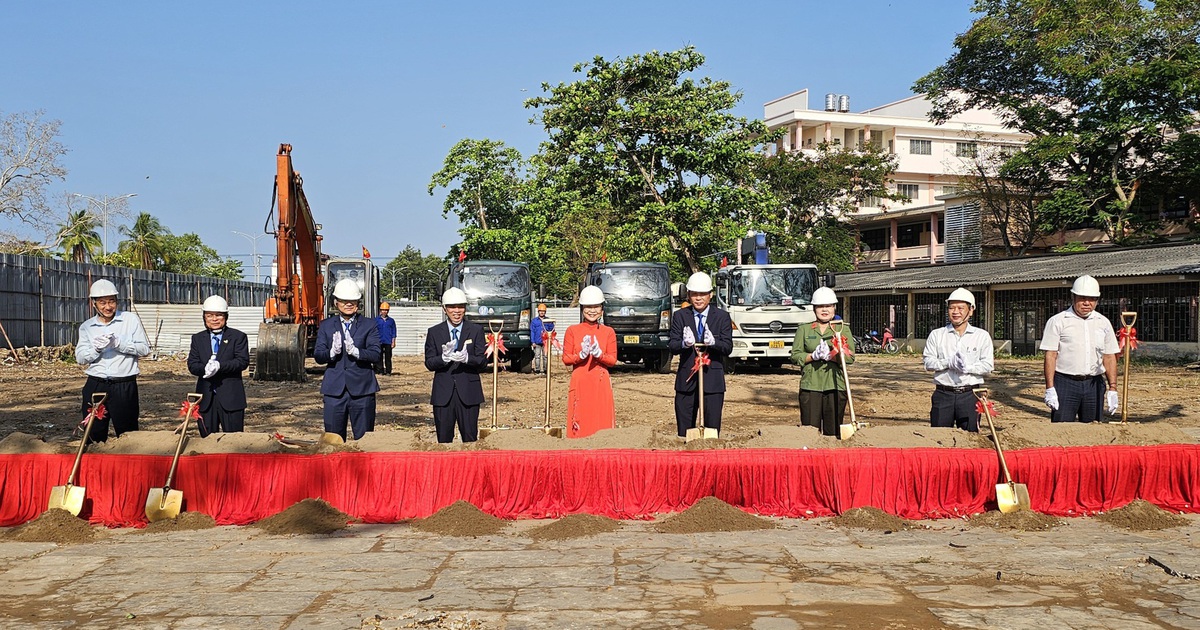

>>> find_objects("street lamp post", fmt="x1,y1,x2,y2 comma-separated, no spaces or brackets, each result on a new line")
382,268,400,301
71,193,137,258
231,230,269,284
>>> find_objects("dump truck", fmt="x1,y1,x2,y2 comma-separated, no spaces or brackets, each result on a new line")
585,261,673,373
446,258,536,372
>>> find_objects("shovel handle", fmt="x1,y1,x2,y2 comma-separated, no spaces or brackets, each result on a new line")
165,395,201,489
832,323,856,425
1120,311,1138,328
973,389,1015,485
66,392,109,486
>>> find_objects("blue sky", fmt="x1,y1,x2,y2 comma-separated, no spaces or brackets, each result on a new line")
5,1,976,275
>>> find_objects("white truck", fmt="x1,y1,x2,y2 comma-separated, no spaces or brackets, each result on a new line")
712,263,823,369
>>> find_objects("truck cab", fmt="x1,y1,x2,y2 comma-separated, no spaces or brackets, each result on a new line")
324,258,380,320
713,263,819,368
586,261,673,373
447,259,535,372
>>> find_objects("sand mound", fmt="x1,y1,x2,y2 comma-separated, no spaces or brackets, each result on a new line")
354,431,417,452
253,498,351,535
0,432,58,454
831,506,911,531
480,426,657,450
411,501,507,537
746,425,832,449
189,432,290,454
142,511,217,533
841,425,992,449
527,514,621,540
999,421,1193,449
7,509,96,544
654,497,775,534
969,510,1062,531
1095,499,1190,531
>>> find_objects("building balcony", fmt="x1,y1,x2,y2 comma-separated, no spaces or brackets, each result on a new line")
859,244,945,267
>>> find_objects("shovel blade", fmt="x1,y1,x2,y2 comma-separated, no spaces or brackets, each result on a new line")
995,482,1031,513
48,484,85,516
319,432,345,446
145,488,183,522
541,427,564,439
839,423,857,440
701,428,719,440
684,427,702,443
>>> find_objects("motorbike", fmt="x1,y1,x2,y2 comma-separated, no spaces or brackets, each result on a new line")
856,329,899,355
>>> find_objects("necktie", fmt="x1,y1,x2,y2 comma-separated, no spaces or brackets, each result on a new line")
452,327,460,344
343,321,352,341
211,334,220,356
696,313,705,341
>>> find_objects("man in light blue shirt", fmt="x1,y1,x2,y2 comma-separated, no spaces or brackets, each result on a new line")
74,279,151,443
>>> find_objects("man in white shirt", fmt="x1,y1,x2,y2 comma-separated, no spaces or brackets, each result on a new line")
74,279,151,443
923,288,994,432
1040,275,1120,423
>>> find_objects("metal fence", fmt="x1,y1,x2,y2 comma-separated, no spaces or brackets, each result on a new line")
0,253,273,348
842,295,910,338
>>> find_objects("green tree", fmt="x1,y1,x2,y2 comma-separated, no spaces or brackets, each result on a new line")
117,212,170,270
159,233,243,279
380,245,447,302
914,0,1200,243
55,209,102,263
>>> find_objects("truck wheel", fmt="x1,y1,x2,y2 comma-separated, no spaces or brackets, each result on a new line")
656,350,673,374
511,349,534,374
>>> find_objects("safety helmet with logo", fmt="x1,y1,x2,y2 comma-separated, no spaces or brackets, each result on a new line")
946,288,975,307
201,295,229,313
811,286,838,306
89,279,119,299
578,286,605,306
685,272,713,293
1070,275,1101,298
441,287,468,306
332,279,362,302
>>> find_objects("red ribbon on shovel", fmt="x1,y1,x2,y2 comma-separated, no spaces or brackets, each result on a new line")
829,334,853,358
1119,327,1138,351
486,333,507,358
688,352,711,380
75,403,107,435
975,399,997,417
543,331,562,353
178,400,201,420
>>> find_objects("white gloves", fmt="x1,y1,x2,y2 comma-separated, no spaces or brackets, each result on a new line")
203,358,219,379
1106,390,1119,414
579,335,594,360
950,352,968,373
1044,387,1059,411
344,334,359,359
589,339,603,358
703,329,715,346
810,340,830,362
441,340,456,363
91,333,111,353
682,328,695,348
330,332,344,356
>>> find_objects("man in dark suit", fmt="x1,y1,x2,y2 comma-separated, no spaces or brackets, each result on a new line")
186,295,250,435
314,279,381,441
424,287,488,443
669,272,734,438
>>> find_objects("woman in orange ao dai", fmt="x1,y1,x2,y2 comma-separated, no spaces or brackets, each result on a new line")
562,285,617,438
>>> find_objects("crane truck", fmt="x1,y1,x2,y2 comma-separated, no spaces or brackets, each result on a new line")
584,261,673,373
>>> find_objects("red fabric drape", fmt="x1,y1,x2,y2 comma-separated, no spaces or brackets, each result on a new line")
2,446,1197,527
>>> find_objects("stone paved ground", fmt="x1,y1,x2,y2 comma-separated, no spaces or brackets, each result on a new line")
2,515,1199,629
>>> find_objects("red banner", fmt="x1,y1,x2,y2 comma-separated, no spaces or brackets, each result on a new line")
1119,327,1138,351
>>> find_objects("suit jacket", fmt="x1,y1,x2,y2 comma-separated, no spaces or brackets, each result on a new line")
668,305,734,393
424,320,488,406
186,327,250,412
314,314,381,397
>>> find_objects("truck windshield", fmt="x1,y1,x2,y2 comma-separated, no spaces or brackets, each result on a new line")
595,266,670,300
327,262,369,295
460,266,532,299
729,268,817,306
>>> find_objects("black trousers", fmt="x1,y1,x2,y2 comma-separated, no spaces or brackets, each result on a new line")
322,392,376,441
198,406,245,436
376,344,393,375
674,391,724,437
81,376,139,444
929,388,980,432
433,387,479,443
1051,373,1105,423
799,389,846,437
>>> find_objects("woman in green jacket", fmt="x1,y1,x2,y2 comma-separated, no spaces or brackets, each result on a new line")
789,287,855,437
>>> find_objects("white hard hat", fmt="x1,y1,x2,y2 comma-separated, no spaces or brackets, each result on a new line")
89,279,119,298
811,286,838,306
946,288,976,307
579,285,605,306
686,272,713,293
201,295,229,313
1070,275,1101,298
441,287,468,305
332,278,362,301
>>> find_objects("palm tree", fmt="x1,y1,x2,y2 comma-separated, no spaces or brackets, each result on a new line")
56,210,102,263
118,212,170,270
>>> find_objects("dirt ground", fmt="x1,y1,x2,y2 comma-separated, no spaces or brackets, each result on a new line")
1,353,1198,454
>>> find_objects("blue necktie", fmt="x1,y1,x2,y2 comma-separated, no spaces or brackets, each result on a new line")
452,327,460,345
696,313,705,342
211,334,220,356
343,321,352,341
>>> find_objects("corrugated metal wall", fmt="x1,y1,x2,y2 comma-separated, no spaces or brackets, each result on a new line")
134,305,266,355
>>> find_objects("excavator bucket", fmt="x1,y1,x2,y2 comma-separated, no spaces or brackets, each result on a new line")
255,323,308,382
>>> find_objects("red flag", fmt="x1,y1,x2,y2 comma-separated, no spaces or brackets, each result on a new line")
720,256,728,268
458,250,467,262
362,246,371,259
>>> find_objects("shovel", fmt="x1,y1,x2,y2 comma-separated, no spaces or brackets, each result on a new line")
833,323,866,440
48,392,107,515
478,320,509,439
974,388,1030,513
146,393,202,522
1119,311,1137,424
540,320,563,438
685,344,719,442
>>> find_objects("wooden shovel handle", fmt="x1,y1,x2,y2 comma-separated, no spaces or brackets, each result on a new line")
1120,311,1137,328
973,389,1015,485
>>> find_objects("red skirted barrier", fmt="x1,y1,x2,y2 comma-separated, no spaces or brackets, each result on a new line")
1,446,1197,527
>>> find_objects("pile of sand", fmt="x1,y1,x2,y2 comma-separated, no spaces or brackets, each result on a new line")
85,431,290,455
831,506,912,531
355,431,417,452
253,498,351,535
6,509,96,544
481,426,658,451
841,425,992,449
969,510,1062,531
654,497,775,534
0,432,59,454
996,421,1192,450
411,501,507,537
142,511,217,533
745,425,831,449
527,514,621,540
1095,499,1190,531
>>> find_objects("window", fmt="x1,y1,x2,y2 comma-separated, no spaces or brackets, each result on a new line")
910,139,932,155
897,184,920,201
941,185,961,196
956,142,978,158
860,228,888,252
862,195,882,207
897,222,925,248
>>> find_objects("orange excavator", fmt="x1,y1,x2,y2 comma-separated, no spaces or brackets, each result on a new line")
256,144,378,381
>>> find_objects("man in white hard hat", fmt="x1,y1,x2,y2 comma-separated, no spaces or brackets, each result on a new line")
314,278,382,440
1040,275,1120,423
186,295,250,435
668,271,733,438
74,278,151,443
923,288,994,432
424,287,488,443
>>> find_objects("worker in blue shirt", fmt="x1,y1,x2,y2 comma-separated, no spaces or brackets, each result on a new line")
530,303,554,373
375,301,397,375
